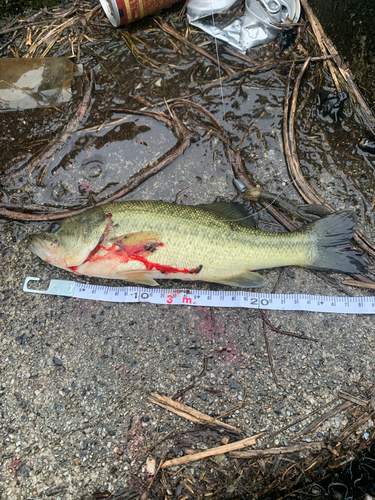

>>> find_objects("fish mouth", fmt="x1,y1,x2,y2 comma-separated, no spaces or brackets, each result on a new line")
28,235,60,265
28,236,46,259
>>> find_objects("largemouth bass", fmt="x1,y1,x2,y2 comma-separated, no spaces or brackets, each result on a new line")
28,201,367,288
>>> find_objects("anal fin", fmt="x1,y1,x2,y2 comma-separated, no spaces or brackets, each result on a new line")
116,269,160,286
210,270,268,288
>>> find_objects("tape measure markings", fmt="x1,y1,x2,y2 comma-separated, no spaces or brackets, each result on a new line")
23,277,375,314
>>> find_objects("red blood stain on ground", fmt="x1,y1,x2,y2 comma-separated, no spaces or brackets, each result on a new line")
71,299,99,317
194,307,224,342
192,307,245,365
8,456,22,473
127,415,150,463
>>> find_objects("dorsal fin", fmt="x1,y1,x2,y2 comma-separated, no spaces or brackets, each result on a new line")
195,202,256,229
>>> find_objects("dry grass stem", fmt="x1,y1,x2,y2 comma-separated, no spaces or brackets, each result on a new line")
155,18,235,77
338,391,369,407
286,57,328,206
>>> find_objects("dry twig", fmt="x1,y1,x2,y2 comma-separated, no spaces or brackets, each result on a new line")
142,430,175,456
261,312,278,386
292,401,352,440
342,279,375,291
162,432,264,469
337,411,375,443
230,441,325,459
338,391,369,408
172,355,208,400
149,392,241,435
214,379,247,423
225,47,338,73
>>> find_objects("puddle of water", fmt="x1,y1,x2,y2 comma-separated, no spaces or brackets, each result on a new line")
1,12,374,235
31,117,176,207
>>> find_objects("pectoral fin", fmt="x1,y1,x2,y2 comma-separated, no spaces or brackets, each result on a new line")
110,231,162,247
109,231,163,257
211,271,268,288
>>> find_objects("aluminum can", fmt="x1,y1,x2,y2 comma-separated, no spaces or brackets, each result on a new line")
99,0,180,27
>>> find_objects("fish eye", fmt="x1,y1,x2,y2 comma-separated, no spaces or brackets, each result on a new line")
48,223,60,233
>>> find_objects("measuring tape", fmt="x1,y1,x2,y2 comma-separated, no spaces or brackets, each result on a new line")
23,277,375,314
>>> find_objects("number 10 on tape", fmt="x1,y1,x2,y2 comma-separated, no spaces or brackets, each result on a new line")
23,277,375,314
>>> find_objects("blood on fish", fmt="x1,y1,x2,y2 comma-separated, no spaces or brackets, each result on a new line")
69,237,203,275
129,255,201,275
69,265,83,274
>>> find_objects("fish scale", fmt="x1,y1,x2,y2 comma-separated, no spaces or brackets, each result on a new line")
105,202,308,270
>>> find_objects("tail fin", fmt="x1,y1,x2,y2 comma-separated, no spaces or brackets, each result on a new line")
297,210,367,274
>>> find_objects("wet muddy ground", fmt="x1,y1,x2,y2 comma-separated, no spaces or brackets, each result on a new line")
309,0,375,108
1,1,375,499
